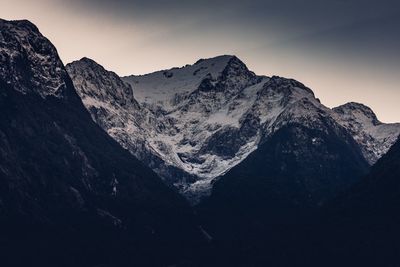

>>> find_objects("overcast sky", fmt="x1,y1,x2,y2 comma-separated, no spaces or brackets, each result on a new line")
1,0,399,122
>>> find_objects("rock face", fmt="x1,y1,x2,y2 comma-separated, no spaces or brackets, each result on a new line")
68,55,400,203
0,19,203,267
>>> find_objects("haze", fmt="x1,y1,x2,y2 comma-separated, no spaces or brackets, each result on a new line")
1,0,399,122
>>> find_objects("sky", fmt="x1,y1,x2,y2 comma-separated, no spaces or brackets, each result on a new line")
1,0,399,122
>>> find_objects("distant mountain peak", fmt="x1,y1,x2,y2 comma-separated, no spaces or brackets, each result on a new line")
121,55,257,113
333,102,381,126
190,55,249,79
194,54,236,65
66,57,139,109
262,75,316,99
68,57,110,73
75,56,102,66
193,55,254,78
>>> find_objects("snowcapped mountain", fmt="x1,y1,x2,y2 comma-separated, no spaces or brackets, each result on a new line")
122,56,344,199
333,102,400,164
121,56,266,196
68,55,400,202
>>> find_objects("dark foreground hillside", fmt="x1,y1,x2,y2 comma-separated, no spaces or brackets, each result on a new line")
314,136,400,266
197,137,400,266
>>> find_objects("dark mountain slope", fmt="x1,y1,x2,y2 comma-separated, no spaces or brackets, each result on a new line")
313,137,400,266
197,108,370,265
0,19,203,267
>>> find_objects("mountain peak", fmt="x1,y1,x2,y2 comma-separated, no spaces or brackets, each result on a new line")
194,54,236,65
0,19,69,98
258,76,316,104
122,54,257,112
193,55,252,77
190,55,246,77
78,56,98,64
69,57,106,71
0,19,40,33
66,58,139,109
333,102,381,126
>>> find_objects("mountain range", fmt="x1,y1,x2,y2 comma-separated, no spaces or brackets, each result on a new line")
1,18,400,267
67,55,400,203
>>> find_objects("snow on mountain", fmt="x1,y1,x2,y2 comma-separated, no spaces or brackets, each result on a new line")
68,55,399,202
68,56,263,201
333,102,400,164
0,19,68,98
66,58,197,190
123,55,252,111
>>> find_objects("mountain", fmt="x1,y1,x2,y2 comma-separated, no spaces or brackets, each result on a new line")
121,56,277,200
68,55,400,203
0,19,204,267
